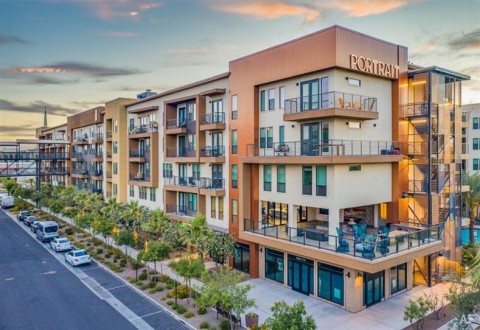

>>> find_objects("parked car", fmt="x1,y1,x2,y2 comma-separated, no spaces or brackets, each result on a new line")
17,210,30,221
64,249,91,266
24,216,38,227
1,196,14,209
50,237,72,252
31,220,41,232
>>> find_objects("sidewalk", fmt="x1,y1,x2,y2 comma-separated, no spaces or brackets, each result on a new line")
41,204,452,329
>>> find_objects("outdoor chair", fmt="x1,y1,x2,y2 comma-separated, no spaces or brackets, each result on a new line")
336,227,350,253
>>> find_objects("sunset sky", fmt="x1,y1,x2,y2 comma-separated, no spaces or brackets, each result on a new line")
1,0,479,141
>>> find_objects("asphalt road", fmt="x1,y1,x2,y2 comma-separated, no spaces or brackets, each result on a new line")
0,209,190,330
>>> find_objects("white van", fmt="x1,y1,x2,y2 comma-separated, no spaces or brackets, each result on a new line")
36,221,59,242
1,196,14,209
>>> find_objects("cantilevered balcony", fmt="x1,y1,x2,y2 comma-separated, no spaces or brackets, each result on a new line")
243,140,403,165
129,150,147,162
284,91,378,122
72,135,89,145
200,112,226,131
165,204,198,222
71,169,89,179
165,119,188,135
128,172,156,187
241,219,443,273
200,145,225,163
165,147,196,159
91,133,104,143
163,176,225,196
91,170,103,180
128,124,158,139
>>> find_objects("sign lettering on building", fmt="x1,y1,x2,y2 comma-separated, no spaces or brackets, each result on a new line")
350,54,399,79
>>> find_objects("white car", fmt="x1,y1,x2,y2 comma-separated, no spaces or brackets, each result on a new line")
50,237,72,252
64,249,91,266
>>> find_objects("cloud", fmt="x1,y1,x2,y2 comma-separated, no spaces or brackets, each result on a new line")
78,0,163,20
9,62,143,77
325,0,419,17
447,28,480,49
100,31,139,38
0,125,36,133
0,99,80,117
209,0,321,22
0,34,29,45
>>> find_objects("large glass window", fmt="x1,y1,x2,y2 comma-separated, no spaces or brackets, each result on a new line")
277,165,286,193
302,166,312,195
473,117,479,129
218,197,224,220
129,185,134,197
316,166,327,196
231,199,238,223
192,164,200,180
318,263,344,306
260,128,266,148
211,196,216,218
268,88,275,110
279,126,285,144
279,86,285,109
260,90,266,112
474,159,479,171
473,138,479,150
163,163,173,178
265,248,284,284
267,127,273,148
150,188,156,202
288,255,314,295
231,165,238,188
232,95,238,119
264,165,272,191
391,263,407,294
232,130,238,154
234,243,250,274
364,271,385,307
187,193,197,212
262,201,288,225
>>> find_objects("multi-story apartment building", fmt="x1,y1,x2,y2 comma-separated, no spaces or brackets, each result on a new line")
67,107,105,194
462,103,480,173
230,26,468,312
36,123,69,186
104,98,135,202
126,73,230,231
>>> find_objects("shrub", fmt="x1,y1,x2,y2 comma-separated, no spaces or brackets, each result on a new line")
119,260,126,267
67,235,75,241
105,253,111,258
184,311,194,318
158,274,171,282
135,282,143,287
97,248,104,254
127,277,137,284
148,288,157,294
140,284,149,290
82,232,91,238
161,297,167,301
166,300,174,306
176,305,187,314
199,321,210,329
139,270,148,281
130,258,144,270
219,320,231,330
148,282,157,289
92,237,102,246
65,228,74,235
197,306,207,315
166,283,173,290
155,286,164,292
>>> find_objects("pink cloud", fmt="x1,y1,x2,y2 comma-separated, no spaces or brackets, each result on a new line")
325,0,420,17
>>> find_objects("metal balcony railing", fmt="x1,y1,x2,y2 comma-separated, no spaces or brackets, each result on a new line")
72,169,89,176
129,173,150,182
165,204,197,217
243,219,443,261
129,150,148,158
106,131,112,138
72,152,83,160
284,91,377,114
200,145,225,157
128,124,158,135
200,112,225,125
247,140,402,157
164,176,225,190
165,147,196,158
106,172,112,179
106,152,112,158
166,118,188,130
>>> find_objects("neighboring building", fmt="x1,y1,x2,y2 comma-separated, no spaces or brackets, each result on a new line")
230,26,468,312
104,98,135,202
462,103,480,173
67,106,105,194
36,123,69,186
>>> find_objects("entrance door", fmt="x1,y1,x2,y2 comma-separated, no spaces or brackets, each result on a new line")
301,123,319,156
288,255,313,295
139,139,145,157
211,132,223,156
178,135,186,157
178,192,186,214
178,107,186,126
179,164,187,186
364,271,384,307
300,79,319,111
212,164,223,189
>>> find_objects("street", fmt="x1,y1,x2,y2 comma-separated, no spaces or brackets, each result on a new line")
0,209,189,330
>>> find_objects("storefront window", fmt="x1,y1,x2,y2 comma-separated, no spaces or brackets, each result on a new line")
265,248,284,284
234,243,250,274
391,263,407,294
318,263,344,305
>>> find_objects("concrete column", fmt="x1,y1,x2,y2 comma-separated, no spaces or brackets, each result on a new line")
313,261,318,298
283,252,288,287
344,267,364,313
288,203,296,228
384,267,391,299
373,204,379,228
328,207,340,245
259,245,265,278
406,260,414,290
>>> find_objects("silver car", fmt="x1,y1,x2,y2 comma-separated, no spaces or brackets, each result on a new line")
50,237,72,252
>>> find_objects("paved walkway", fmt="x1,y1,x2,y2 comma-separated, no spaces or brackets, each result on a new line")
39,204,453,329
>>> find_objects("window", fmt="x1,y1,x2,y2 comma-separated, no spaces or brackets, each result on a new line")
163,163,173,178
188,193,197,212
218,197,224,220
318,263,344,306
279,86,285,109
391,263,407,294
349,165,362,171
260,127,273,148
211,100,224,123
474,138,479,150
473,117,479,129
192,164,200,180
113,183,117,196
232,130,238,154
113,141,118,153
113,162,118,175
129,118,134,130
264,165,272,191
347,77,361,87
211,196,216,218
187,134,196,151
232,199,238,223
474,159,479,171
232,95,238,119
139,187,147,200
279,126,285,144
145,162,150,178
260,90,266,112
303,166,312,195
277,165,286,193
129,185,134,197
267,127,273,148
316,166,327,196
231,165,238,188
114,120,118,133
268,88,275,110
265,248,284,284
380,203,388,220
234,243,250,274
150,188,156,202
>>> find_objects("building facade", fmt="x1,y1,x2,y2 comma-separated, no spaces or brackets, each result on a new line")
462,103,480,173
36,124,69,186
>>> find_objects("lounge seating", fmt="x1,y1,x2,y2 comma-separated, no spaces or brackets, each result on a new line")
336,227,350,253
355,233,377,258
275,144,290,156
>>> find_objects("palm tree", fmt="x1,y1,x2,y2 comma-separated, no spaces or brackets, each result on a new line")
463,172,480,244
181,214,210,257
141,208,168,238
123,200,148,231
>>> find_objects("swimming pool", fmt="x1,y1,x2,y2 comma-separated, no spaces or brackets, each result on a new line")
461,227,480,245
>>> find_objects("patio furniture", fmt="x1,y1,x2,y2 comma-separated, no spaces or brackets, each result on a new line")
355,233,377,258
336,227,350,253
377,235,390,256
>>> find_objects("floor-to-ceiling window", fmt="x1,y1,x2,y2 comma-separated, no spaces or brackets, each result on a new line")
391,263,407,295
364,271,385,307
261,201,288,225
234,243,250,274
318,263,344,305
265,248,284,284
288,255,314,295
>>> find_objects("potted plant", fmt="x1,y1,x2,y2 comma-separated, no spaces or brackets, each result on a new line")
245,312,259,328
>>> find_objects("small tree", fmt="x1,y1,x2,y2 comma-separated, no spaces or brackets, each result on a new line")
264,300,316,330
169,254,205,303
139,241,171,279
162,220,183,249
207,232,237,266
92,216,114,246
115,228,135,256
403,297,432,329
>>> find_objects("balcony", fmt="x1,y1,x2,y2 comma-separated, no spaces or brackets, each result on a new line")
92,188,103,195
200,112,226,131
71,169,89,179
72,135,89,145
91,170,103,180
129,150,147,162
164,176,201,192
284,91,378,122
71,152,83,162
165,147,196,159
199,177,225,196
244,140,403,165
402,103,438,119
106,171,112,181
165,119,188,135
165,204,197,222
242,219,443,273
128,124,158,138
75,183,90,191
128,172,155,187
91,133,104,143
40,167,69,176
106,151,112,160
89,150,103,161
200,145,225,162
106,131,113,140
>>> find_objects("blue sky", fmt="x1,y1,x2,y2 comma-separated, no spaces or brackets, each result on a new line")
1,0,479,140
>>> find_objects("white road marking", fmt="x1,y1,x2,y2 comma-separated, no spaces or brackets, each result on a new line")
5,278,14,281
107,284,127,291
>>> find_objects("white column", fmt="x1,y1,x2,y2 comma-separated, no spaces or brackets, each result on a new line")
374,204,379,228
288,203,296,228
328,207,340,245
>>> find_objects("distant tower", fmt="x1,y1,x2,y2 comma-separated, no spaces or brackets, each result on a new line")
43,106,47,127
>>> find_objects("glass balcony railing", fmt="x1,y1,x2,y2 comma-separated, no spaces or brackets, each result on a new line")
243,219,443,261
284,91,377,114
129,173,150,182
247,140,401,157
